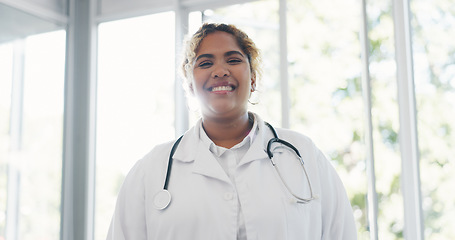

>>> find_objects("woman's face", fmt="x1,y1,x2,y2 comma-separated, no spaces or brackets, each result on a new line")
191,31,253,120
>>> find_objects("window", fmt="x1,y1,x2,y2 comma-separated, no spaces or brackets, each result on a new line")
0,41,13,240
287,0,372,238
366,0,405,238
411,0,455,238
0,30,65,240
95,12,175,239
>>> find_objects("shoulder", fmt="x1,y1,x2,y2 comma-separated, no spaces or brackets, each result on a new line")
121,139,177,180
136,139,177,169
119,139,181,193
134,123,199,171
275,127,317,149
272,127,331,171
143,140,175,160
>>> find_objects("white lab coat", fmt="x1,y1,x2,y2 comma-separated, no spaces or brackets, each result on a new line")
107,115,357,240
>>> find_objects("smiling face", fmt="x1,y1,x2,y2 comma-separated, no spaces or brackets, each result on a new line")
190,31,254,120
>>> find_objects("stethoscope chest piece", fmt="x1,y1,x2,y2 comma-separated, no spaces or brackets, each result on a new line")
154,189,171,210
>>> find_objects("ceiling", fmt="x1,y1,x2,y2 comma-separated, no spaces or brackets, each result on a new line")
0,3,64,44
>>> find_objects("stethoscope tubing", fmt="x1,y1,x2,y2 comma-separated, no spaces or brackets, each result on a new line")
156,122,315,210
163,135,183,190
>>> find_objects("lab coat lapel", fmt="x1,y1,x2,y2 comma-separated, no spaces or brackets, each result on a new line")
238,117,270,167
172,126,198,163
171,121,231,184
192,143,231,184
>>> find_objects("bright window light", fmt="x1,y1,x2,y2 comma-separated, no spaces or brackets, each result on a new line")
0,30,65,240
95,11,176,240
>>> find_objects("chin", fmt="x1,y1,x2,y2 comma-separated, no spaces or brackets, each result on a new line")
207,107,247,118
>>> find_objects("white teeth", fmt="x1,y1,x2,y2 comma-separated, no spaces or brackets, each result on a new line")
211,86,233,91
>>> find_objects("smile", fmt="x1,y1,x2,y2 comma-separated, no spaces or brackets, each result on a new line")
208,85,236,92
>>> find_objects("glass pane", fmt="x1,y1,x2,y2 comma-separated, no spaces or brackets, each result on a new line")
95,12,176,240
0,30,65,240
0,42,13,240
366,0,404,239
411,0,455,239
190,0,281,127
287,0,367,234
287,0,390,238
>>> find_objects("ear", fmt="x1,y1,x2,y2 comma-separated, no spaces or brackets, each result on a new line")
250,78,256,92
188,82,195,95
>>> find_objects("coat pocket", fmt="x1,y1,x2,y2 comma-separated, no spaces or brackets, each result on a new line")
282,197,322,239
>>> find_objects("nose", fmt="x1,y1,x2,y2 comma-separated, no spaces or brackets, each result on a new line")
211,64,230,78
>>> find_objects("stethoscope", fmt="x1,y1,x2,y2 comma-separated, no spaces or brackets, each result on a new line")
153,122,316,210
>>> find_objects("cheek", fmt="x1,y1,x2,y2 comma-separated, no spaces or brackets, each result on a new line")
191,70,206,85
190,73,207,97
240,69,253,88
193,70,215,93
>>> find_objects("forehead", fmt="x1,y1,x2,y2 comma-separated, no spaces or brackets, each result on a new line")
196,31,244,56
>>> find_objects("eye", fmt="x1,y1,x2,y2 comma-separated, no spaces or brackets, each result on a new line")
227,58,243,64
197,61,212,68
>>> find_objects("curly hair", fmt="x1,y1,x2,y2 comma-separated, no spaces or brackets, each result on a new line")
181,23,262,87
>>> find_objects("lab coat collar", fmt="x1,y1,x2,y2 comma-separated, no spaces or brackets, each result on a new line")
237,114,270,167
172,119,231,183
192,141,232,183
171,119,203,163
171,113,271,179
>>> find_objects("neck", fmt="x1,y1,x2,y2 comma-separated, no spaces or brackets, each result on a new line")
202,112,253,149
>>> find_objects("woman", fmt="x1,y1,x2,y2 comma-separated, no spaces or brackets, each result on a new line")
107,23,357,239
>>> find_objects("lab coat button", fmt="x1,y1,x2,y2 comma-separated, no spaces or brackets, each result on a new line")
224,192,233,200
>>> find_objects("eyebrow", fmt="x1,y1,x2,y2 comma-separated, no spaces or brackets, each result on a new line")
195,51,245,62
